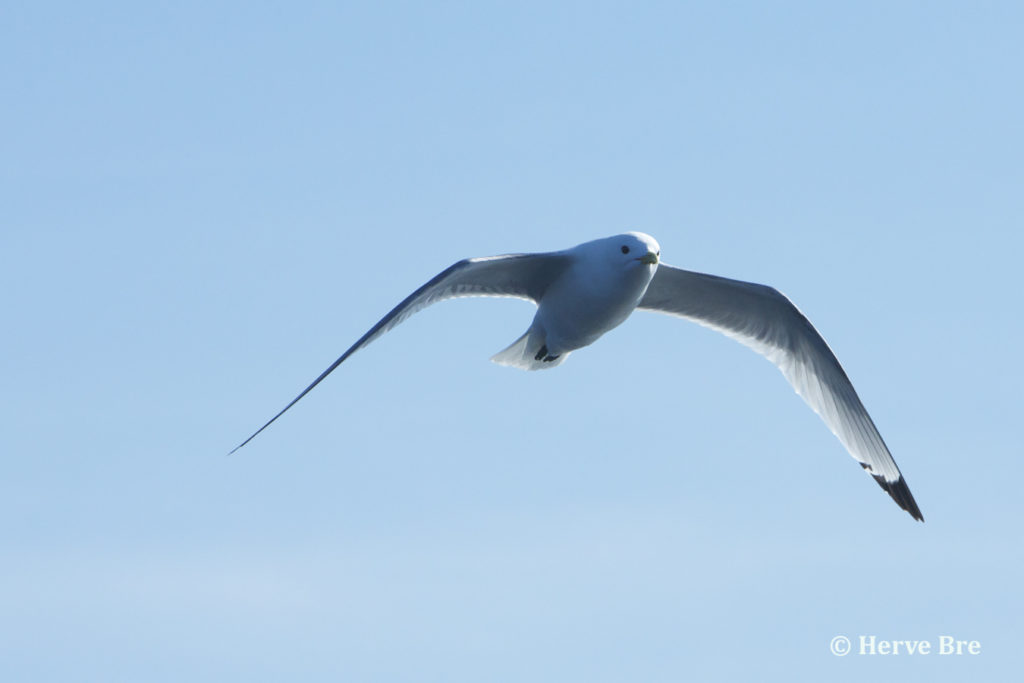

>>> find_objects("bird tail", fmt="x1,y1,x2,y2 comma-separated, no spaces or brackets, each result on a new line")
490,327,568,371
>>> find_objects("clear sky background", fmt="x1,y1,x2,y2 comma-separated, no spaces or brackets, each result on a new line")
2,2,1022,681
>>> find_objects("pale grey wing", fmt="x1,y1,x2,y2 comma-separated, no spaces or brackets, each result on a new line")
231,252,570,453
639,264,922,521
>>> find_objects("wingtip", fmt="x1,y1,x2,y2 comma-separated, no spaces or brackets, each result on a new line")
873,472,924,522
228,434,258,456
227,433,258,456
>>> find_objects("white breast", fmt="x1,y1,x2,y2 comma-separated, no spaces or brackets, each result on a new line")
537,259,657,353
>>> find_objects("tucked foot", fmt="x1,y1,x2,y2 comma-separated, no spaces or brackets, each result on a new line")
534,344,561,363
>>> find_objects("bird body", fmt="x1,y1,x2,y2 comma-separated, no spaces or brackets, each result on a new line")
494,232,661,369
232,232,923,521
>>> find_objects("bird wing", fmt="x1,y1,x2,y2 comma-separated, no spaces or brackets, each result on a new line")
231,252,570,453
638,264,922,521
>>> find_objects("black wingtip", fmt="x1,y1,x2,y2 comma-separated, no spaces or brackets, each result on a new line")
862,465,924,522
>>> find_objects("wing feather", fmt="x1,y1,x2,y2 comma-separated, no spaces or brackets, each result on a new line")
638,264,923,521
231,252,569,453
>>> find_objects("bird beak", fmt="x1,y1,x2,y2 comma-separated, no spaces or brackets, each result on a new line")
639,252,659,265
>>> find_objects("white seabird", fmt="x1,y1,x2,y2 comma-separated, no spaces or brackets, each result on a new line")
232,232,923,521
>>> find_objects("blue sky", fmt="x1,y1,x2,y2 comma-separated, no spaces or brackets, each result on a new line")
2,2,1022,680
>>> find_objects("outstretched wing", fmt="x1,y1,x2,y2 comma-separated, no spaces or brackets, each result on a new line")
231,252,570,453
638,264,922,521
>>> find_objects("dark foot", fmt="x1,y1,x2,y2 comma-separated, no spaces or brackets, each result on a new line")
534,345,561,363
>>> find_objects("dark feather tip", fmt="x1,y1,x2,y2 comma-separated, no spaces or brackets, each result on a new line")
861,464,924,522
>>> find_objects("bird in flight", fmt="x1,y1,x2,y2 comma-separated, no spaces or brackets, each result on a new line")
232,232,923,521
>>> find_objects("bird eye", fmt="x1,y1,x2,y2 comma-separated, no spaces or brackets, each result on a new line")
621,245,630,254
